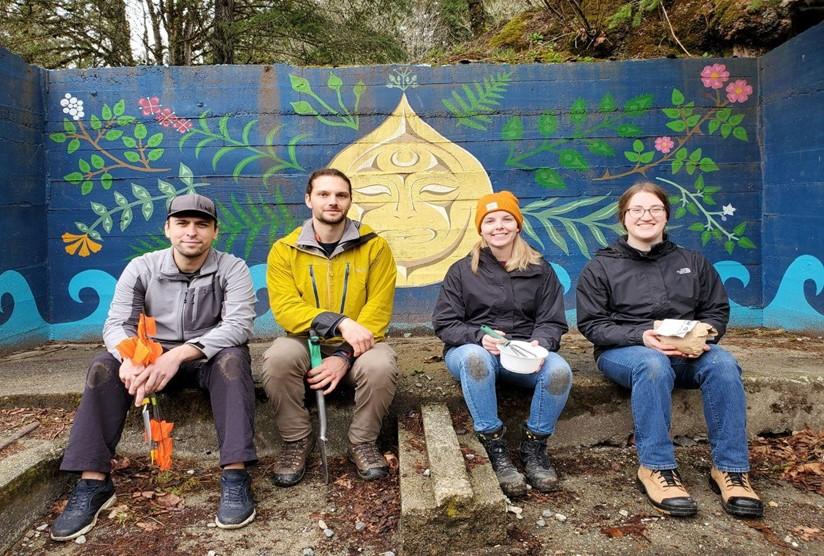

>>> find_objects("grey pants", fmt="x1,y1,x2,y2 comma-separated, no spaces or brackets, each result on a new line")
60,346,257,473
259,336,398,445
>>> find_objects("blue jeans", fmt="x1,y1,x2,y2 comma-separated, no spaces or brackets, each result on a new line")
445,344,572,436
597,344,750,472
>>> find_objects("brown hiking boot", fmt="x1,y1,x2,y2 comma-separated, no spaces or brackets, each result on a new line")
477,427,527,499
271,435,314,487
348,442,389,481
709,467,763,518
636,466,698,517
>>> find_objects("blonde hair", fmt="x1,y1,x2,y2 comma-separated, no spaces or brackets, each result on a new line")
470,235,543,273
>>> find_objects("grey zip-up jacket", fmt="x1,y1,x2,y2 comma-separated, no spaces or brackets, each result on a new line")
103,247,256,361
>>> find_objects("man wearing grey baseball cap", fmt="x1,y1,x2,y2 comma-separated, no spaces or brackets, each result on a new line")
52,193,258,541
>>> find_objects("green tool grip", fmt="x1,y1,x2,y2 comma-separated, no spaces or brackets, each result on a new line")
480,325,505,340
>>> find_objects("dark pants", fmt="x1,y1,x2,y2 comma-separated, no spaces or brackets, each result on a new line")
60,346,257,473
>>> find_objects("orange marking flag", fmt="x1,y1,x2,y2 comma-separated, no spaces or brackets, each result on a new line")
151,414,175,471
116,314,163,365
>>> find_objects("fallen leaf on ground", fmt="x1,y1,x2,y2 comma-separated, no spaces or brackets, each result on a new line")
792,526,824,541
744,522,790,548
155,493,184,510
383,452,399,470
107,505,129,519
135,521,162,532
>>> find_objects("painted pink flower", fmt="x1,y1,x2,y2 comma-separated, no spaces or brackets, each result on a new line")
173,118,193,134
725,79,752,103
138,96,161,116
700,64,730,89
155,108,176,127
654,136,675,154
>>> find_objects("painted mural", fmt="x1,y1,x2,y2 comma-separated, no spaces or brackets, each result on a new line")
1,52,823,347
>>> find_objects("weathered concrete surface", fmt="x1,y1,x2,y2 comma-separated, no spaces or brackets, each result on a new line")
399,406,506,555
421,404,473,509
0,439,70,554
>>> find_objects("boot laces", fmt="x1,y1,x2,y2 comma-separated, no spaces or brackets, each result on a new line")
65,481,99,512
350,442,383,467
281,438,310,467
655,469,683,489
724,471,750,489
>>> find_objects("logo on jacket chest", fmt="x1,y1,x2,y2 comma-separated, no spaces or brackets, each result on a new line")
676,267,692,275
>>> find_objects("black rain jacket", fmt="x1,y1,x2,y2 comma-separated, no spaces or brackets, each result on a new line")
432,248,568,353
575,236,729,360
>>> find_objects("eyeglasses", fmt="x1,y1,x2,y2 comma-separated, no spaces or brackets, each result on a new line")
625,206,666,218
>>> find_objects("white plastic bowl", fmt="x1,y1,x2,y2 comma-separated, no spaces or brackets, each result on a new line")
499,341,549,374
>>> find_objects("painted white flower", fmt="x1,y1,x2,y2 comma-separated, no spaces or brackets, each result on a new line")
722,204,736,217
59,94,84,120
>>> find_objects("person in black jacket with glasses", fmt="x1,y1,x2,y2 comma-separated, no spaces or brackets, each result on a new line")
433,190,571,498
576,181,762,519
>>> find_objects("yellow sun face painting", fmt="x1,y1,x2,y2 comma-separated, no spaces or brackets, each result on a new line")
330,94,493,287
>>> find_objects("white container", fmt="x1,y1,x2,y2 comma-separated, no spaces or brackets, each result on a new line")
499,341,549,374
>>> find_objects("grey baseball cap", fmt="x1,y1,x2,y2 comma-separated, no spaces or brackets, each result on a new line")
167,193,217,221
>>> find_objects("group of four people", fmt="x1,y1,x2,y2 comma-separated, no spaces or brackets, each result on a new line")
49,169,761,542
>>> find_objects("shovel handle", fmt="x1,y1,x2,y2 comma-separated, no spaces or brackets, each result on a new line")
308,333,327,441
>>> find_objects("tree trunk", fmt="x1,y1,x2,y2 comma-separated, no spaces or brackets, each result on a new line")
467,0,486,35
212,0,235,64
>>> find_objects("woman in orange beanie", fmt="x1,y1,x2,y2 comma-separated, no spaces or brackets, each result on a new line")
432,190,571,497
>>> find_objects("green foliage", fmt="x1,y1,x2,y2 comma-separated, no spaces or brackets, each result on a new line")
607,0,661,30
442,71,513,131
179,113,305,184
289,72,365,130
521,196,623,258
213,193,295,260
49,99,166,195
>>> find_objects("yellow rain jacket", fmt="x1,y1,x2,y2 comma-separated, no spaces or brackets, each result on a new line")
266,218,396,348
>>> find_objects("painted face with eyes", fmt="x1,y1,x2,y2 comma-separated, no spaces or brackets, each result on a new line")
330,95,493,286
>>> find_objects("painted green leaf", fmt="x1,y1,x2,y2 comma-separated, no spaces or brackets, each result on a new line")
102,105,113,120
689,148,702,162
639,151,654,164
699,157,719,172
91,202,108,215
148,148,164,161
703,186,721,194
158,180,176,197
561,220,590,258
81,180,93,195
65,171,84,184
120,206,133,231
733,127,748,141
721,123,732,138
75,222,89,233
50,132,67,143
686,114,701,127
501,117,524,141
666,120,687,132
616,124,642,137
704,195,715,205
124,151,140,163
570,98,587,125
147,133,164,148
694,175,704,191
90,154,105,169
101,173,113,190
671,88,685,106
87,229,101,241
685,161,697,175
728,114,744,126
625,151,640,163
113,192,128,207
708,119,720,134
117,115,135,125
733,222,747,235
712,229,723,241
141,201,153,220
662,108,681,119
105,129,123,141
534,168,565,189
675,148,688,161
687,203,699,216
179,163,194,186
289,74,313,94
353,81,366,100
537,112,558,136
90,115,102,130
701,230,712,245
623,93,653,115
688,222,704,232
134,124,147,140
68,139,80,154
78,159,90,172
724,240,735,254
327,72,343,91
102,214,113,233
291,101,318,116
64,119,76,133
632,139,644,153
668,195,681,204
599,93,617,112
716,108,731,122
559,150,587,171
738,237,756,249
544,221,569,255
122,136,137,148
586,139,614,157
132,183,151,200
671,159,683,174
113,99,125,116
520,217,545,249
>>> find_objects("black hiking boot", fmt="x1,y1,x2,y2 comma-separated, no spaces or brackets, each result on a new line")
519,425,559,492
50,477,116,541
477,426,527,498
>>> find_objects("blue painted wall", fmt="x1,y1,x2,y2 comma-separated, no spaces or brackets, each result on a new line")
0,49,48,346
759,23,824,329
0,22,822,348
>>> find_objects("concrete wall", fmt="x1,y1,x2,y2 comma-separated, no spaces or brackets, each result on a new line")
759,23,824,329
0,22,822,348
0,49,48,346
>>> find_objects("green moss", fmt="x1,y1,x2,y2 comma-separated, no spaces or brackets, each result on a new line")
488,13,530,49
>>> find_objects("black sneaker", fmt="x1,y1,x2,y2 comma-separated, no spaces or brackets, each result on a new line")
50,477,116,541
215,469,255,529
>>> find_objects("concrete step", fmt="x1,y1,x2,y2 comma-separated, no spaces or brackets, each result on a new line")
398,403,506,555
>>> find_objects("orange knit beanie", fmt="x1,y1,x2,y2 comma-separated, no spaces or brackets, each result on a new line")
475,190,523,232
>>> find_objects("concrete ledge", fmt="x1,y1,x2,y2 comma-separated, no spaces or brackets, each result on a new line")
422,404,473,509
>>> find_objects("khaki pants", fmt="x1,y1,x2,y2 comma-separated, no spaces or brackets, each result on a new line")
260,336,398,445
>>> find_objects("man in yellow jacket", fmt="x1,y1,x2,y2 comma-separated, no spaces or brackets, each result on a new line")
261,168,398,485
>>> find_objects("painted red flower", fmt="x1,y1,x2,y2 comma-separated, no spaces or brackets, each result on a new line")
700,64,729,89
138,96,161,116
725,79,752,103
155,108,176,127
173,118,193,134
654,136,675,154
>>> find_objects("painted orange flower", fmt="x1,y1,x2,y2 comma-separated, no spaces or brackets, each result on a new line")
62,232,102,257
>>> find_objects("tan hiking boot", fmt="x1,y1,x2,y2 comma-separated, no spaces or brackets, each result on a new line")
348,441,389,481
271,435,314,487
709,467,763,518
636,465,698,517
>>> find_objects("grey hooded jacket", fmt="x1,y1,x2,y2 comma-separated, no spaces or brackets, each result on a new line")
102,247,256,360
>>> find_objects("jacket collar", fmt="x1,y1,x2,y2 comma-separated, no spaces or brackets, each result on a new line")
478,247,544,276
295,217,362,249
612,235,677,260
159,247,218,278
